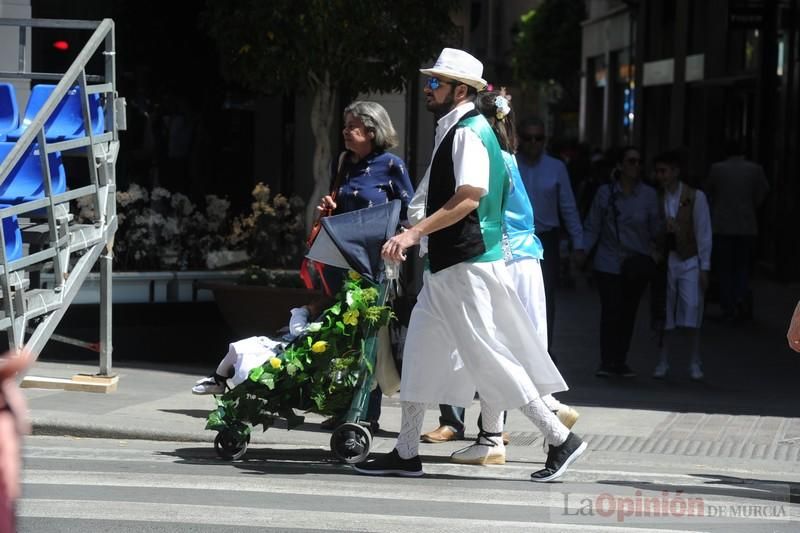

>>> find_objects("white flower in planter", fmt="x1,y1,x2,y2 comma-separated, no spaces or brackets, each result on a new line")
150,187,170,202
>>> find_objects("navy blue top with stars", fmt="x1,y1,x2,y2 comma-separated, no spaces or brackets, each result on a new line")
332,151,414,221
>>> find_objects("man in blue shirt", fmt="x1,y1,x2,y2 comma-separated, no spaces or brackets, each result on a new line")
516,117,585,360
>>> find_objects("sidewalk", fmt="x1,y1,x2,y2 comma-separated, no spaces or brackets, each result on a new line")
22,278,800,475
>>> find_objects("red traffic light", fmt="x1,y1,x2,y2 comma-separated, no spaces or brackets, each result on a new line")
52,40,69,51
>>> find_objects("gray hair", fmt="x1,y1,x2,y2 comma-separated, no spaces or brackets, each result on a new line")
343,101,399,150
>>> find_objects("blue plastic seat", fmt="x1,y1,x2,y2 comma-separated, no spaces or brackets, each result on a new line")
0,83,19,140
0,142,66,204
5,84,104,142
0,205,22,261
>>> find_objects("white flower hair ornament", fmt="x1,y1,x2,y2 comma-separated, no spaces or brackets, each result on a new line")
494,95,511,121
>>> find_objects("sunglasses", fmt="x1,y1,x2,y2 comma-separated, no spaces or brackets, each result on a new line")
425,76,457,90
625,157,642,165
519,133,546,143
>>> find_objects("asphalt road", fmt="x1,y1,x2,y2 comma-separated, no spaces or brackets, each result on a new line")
17,435,799,532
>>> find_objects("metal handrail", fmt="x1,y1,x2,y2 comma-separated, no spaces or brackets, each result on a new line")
0,18,114,187
0,18,101,29
0,17,119,373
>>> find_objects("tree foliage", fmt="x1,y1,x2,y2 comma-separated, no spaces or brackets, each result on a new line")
203,0,460,96
203,0,460,228
512,0,586,105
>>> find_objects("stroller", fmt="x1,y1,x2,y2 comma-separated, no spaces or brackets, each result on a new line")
206,200,402,464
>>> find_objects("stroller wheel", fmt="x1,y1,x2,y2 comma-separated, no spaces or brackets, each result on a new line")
330,422,372,464
214,429,250,460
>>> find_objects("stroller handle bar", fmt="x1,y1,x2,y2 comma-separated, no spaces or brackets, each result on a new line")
384,260,401,281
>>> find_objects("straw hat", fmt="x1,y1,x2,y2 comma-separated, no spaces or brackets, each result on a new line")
419,48,487,91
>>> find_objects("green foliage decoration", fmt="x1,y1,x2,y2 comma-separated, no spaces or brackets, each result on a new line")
202,0,461,96
205,272,394,439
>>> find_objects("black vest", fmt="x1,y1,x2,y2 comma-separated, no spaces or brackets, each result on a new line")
426,109,486,273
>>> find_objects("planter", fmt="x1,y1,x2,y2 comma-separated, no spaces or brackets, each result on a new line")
201,282,321,338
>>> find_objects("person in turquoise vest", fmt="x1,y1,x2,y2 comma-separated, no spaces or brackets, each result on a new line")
354,49,586,483
422,89,582,465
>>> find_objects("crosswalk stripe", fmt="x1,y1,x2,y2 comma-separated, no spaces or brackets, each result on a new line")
23,444,791,491
17,499,704,533
23,469,794,518
25,469,549,508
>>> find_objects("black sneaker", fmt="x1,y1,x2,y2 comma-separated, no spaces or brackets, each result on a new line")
595,367,613,377
614,365,637,378
530,432,587,482
352,449,423,477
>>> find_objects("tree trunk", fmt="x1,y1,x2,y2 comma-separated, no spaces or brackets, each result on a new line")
305,73,337,231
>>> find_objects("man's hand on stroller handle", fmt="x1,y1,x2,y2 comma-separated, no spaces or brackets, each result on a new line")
382,227,421,262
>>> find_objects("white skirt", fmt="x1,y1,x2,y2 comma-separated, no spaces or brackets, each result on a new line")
399,260,567,411
507,257,548,348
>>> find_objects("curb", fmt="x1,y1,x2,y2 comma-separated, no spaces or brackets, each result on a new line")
31,420,215,443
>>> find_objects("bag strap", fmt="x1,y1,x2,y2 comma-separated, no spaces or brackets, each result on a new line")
307,151,349,242
300,152,350,293
608,183,633,259
327,151,349,207
608,183,621,244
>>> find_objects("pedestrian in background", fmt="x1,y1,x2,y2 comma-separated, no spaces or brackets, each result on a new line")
651,150,712,381
788,300,800,353
0,350,31,533
516,117,585,360
705,140,769,322
582,146,663,378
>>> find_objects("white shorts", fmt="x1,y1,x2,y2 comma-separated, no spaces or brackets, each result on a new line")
665,256,703,329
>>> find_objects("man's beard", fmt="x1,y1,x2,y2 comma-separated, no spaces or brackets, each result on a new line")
426,90,456,119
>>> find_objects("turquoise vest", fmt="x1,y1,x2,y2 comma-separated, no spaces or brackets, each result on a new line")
457,114,509,264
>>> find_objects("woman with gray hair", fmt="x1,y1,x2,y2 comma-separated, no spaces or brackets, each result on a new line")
315,101,414,433
318,101,413,221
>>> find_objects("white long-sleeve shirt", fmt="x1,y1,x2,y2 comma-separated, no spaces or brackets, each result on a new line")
408,102,489,255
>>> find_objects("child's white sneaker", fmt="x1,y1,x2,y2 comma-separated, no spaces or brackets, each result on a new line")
192,376,225,395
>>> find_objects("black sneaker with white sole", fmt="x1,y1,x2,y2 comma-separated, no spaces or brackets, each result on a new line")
352,449,423,477
530,432,587,482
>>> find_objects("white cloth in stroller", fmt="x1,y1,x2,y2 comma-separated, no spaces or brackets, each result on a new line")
218,307,401,394
214,307,310,387
223,336,284,387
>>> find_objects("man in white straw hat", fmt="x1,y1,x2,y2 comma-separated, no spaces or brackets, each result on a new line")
353,48,586,482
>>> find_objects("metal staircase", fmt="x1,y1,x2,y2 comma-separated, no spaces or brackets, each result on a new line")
0,18,122,383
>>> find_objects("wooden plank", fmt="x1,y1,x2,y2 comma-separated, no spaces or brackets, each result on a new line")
21,374,118,393
71,373,117,384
